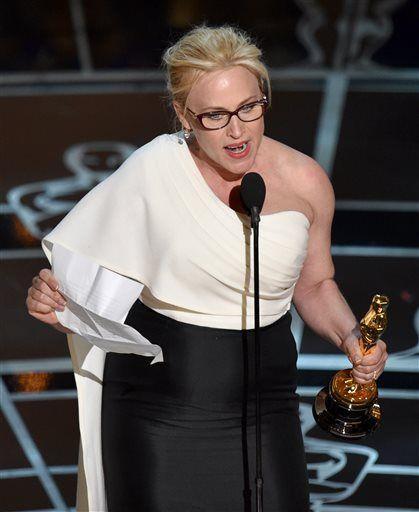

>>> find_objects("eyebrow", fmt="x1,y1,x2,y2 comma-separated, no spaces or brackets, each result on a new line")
200,95,259,112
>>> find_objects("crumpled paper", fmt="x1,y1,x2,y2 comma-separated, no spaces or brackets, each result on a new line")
52,243,163,364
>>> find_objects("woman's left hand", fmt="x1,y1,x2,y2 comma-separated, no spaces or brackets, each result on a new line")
341,332,389,385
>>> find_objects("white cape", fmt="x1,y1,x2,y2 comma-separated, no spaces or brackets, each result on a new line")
41,134,188,511
46,244,163,512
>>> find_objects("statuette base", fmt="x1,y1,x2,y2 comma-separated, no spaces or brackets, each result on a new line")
313,386,381,439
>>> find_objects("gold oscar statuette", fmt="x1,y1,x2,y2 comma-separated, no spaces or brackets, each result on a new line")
313,294,389,439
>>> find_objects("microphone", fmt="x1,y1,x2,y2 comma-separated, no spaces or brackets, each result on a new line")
240,172,266,227
240,171,267,511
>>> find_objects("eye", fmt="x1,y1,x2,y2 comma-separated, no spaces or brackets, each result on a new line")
204,112,227,121
240,103,257,113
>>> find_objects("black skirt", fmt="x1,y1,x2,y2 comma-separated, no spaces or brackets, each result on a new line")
102,299,310,512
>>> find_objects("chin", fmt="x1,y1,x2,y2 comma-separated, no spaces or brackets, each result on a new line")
205,148,256,179
224,156,256,176
227,163,250,176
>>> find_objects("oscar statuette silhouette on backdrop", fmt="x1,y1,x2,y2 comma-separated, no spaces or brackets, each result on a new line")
313,294,389,439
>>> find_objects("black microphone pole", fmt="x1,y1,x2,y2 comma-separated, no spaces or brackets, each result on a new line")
240,173,266,512
251,205,263,512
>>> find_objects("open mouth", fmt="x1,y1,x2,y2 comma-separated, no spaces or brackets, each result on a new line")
224,142,249,154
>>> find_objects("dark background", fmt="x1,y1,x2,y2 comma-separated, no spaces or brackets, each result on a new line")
1,1,418,511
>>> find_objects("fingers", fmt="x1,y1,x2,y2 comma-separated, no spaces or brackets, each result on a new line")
356,347,387,372
39,268,60,291
27,289,66,312
345,336,363,366
361,339,387,365
26,306,59,325
26,294,61,317
30,270,66,307
351,364,385,384
351,343,388,384
26,269,67,327
343,335,388,384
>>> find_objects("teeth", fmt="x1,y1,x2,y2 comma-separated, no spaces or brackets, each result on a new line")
226,143,247,153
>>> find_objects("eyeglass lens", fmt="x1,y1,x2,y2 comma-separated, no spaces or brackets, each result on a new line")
201,102,264,129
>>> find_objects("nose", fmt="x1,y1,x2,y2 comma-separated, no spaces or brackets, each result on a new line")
226,113,245,139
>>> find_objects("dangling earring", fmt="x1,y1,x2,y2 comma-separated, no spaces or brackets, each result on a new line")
183,127,192,140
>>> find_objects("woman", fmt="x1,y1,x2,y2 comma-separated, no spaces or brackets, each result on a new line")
26,26,388,511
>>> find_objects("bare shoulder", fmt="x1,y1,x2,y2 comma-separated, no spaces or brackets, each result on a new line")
262,136,335,222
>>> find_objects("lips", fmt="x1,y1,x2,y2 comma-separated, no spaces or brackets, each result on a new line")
224,141,251,159
224,140,247,149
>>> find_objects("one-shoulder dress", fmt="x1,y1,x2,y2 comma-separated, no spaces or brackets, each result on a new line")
101,133,311,511
42,132,311,511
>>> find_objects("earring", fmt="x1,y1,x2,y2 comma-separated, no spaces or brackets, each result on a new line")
183,128,192,140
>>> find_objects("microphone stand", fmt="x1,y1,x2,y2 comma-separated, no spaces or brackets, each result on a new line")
250,206,263,512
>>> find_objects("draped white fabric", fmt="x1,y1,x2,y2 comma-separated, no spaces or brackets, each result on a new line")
43,243,163,512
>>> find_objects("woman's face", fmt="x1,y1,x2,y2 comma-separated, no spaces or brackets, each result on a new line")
179,66,265,179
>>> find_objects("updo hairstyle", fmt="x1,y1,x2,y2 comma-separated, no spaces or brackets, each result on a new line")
162,25,271,122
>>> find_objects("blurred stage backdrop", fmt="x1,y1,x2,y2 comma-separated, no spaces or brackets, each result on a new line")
1,1,418,511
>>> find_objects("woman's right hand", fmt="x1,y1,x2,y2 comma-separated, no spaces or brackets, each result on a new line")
26,269,73,333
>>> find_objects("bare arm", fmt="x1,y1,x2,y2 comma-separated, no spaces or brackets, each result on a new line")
292,161,356,348
292,160,388,383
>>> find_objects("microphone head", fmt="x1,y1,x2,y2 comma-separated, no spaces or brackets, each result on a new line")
240,172,266,213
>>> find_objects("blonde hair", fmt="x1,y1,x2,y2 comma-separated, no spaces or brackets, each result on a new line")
162,25,271,119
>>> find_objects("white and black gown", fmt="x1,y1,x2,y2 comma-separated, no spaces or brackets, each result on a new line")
42,132,311,511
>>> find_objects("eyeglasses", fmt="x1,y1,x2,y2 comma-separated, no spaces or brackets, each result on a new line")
186,96,268,130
